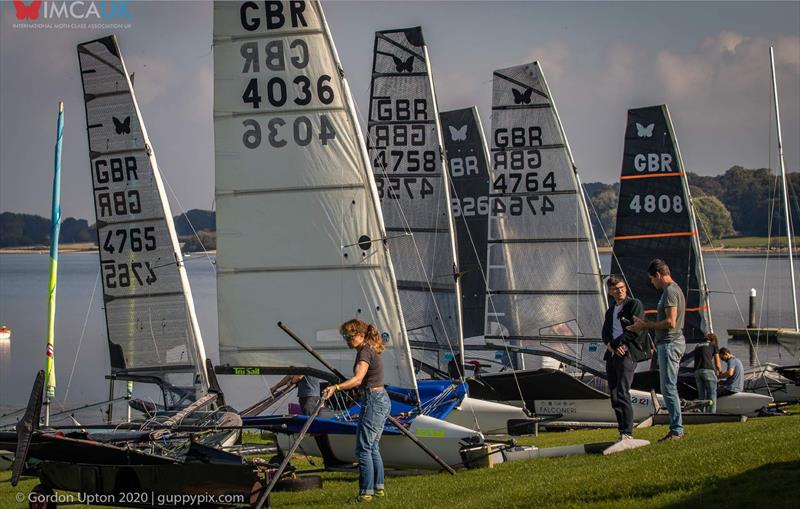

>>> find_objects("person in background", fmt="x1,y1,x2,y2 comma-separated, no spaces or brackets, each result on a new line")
718,347,744,396
270,374,322,416
627,258,686,442
602,275,648,441
693,332,721,413
322,319,391,503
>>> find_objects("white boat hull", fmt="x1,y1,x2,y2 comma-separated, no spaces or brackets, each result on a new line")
516,389,657,423
714,392,772,416
277,414,482,470
446,396,530,436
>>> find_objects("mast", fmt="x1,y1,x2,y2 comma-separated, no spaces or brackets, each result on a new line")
422,43,465,367
770,46,799,331
664,104,714,334
44,101,64,426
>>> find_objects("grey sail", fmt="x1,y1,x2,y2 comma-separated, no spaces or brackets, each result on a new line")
367,27,464,364
213,1,417,391
485,62,607,375
77,35,209,393
440,107,492,343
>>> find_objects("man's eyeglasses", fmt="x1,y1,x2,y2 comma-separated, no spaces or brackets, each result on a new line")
610,286,626,293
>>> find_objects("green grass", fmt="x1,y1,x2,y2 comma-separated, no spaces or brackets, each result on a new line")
713,236,792,249
3,408,799,508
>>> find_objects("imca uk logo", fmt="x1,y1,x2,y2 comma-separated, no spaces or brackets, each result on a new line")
11,1,131,22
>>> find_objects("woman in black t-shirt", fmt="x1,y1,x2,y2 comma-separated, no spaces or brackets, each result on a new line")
693,332,721,413
322,319,390,502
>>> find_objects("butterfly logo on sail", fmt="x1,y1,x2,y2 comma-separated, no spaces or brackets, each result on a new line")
113,116,131,135
636,123,654,138
392,55,414,73
512,87,533,105
13,0,41,20
449,125,468,142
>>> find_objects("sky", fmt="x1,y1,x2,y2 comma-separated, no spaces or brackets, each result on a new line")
0,0,798,221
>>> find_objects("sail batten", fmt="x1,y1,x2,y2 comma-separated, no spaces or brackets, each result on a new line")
485,62,607,375
213,1,416,391
77,35,208,391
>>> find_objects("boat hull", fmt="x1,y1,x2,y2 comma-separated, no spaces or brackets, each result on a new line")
276,414,481,470
444,396,530,436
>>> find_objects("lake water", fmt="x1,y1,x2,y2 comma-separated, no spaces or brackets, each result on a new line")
1,252,798,419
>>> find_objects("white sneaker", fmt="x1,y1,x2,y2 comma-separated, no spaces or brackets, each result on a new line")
619,433,633,441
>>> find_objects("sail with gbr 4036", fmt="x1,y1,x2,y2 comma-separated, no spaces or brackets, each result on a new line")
213,0,487,469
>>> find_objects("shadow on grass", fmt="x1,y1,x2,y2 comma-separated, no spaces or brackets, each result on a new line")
664,460,799,509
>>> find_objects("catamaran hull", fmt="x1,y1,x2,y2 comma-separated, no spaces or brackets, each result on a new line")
524,389,657,423
745,364,800,402
446,396,531,436
714,392,772,416
276,414,481,470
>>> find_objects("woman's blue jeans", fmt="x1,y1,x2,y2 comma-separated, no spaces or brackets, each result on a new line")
695,368,718,413
355,389,391,495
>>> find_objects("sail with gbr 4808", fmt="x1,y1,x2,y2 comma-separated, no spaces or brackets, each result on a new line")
213,1,416,391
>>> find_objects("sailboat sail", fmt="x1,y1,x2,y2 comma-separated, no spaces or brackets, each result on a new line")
485,63,607,375
77,35,208,391
440,107,491,342
368,27,464,361
611,105,711,345
213,1,416,390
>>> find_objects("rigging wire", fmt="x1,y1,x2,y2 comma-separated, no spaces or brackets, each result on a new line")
159,170,216,274
63,267,101,405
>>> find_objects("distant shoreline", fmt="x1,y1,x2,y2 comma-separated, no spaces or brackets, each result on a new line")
0,243,789,255
0,243,217,255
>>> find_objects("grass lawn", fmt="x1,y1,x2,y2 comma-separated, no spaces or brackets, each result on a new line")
712,236,792,249
2,407,798,508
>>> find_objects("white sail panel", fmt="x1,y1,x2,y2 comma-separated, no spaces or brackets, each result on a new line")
368,27,464,358
77,36,207,384
486,62,607,375
214,1,416,390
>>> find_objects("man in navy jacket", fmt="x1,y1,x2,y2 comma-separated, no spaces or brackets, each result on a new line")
602,275,649,440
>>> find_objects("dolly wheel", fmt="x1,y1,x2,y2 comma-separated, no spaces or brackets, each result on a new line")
28,484,56,509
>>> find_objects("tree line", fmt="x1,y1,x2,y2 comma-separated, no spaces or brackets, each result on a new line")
586,166,800,245
0,209,215,248
1,167,797,248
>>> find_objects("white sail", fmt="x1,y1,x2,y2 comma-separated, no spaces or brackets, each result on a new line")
77,35,208,391
213,1,416,390
485,62,607,374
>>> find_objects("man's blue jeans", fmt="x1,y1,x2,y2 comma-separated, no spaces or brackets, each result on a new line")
694,368,718,413
355,390,391,495
657,340,685,435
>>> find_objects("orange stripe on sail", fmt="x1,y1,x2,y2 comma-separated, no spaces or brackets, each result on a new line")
613,231,696,241
643,306,708,315
620,172,684,180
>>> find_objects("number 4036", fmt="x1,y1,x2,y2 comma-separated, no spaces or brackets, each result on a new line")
241,115,336,149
